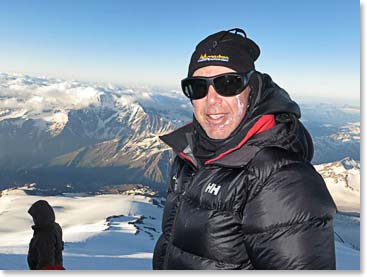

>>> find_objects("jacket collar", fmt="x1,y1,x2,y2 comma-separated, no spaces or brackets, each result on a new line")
160,114,276,168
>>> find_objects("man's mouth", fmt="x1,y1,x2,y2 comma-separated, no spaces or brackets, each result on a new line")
207,114,224,119
205,113,228,126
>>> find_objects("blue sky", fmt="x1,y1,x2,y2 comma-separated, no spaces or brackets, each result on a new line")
0,0,360,102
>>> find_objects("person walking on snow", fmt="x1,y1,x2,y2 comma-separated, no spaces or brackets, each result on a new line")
27,200,65,270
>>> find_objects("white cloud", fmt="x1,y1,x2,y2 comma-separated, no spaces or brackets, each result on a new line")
0,73,103,121
0,72,191,129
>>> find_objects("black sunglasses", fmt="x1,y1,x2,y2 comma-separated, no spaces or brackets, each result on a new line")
181,70,254,100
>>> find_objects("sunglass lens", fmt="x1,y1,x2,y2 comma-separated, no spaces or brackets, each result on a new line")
214,74,244,96
182,79,208,99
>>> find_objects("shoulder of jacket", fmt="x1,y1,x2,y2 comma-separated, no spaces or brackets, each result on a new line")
245,146,328,204
247,146,302,181
243,147,336,233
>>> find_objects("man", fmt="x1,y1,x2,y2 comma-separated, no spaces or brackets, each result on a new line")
28,200,65,270
153,28,337,270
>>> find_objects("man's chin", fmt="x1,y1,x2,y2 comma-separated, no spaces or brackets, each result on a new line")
206,128,231,140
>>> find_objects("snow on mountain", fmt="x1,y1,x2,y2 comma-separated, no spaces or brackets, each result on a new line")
0,72,360,192
329,122,360,143
0,184,164,270
315,157,360,213
0,72,191,188
0,72,189,135
0,73,101,131
300,103,360,164
315,157,360,256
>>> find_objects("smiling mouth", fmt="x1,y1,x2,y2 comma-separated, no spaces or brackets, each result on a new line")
205,113,228,126
207,114,225,119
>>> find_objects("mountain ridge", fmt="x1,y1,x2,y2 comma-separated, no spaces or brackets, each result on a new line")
0,72,360,194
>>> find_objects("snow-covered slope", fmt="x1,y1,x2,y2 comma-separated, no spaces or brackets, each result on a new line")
315,157,360,213
0,182,360,270
0,185,164,270
315,157,360,260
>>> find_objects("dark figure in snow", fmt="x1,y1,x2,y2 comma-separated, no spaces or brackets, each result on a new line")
27,200,65,270
153,28,337,270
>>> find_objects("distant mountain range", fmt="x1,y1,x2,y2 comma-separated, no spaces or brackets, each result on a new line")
0,72,360,194
301,103,360,164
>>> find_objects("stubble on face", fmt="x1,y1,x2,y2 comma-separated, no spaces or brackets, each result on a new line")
192,66,251,139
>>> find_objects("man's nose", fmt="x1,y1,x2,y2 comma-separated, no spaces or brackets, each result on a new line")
206,85,222,104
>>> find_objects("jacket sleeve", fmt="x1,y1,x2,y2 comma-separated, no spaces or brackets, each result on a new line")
153,233,169,269
242,161,337,269
153,156,185,270
27,238,37,270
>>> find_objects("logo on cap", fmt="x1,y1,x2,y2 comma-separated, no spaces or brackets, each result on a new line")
198,53,229,63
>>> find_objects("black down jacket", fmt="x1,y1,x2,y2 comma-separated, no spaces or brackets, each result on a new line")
153,72,337,270
27,200,64,270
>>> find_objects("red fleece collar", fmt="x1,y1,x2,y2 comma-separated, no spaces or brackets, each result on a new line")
179,114,276,165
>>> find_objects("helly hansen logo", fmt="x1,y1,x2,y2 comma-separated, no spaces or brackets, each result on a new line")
204,183,221,195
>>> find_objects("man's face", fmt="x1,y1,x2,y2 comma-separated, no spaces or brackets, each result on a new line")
192,66,251,139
